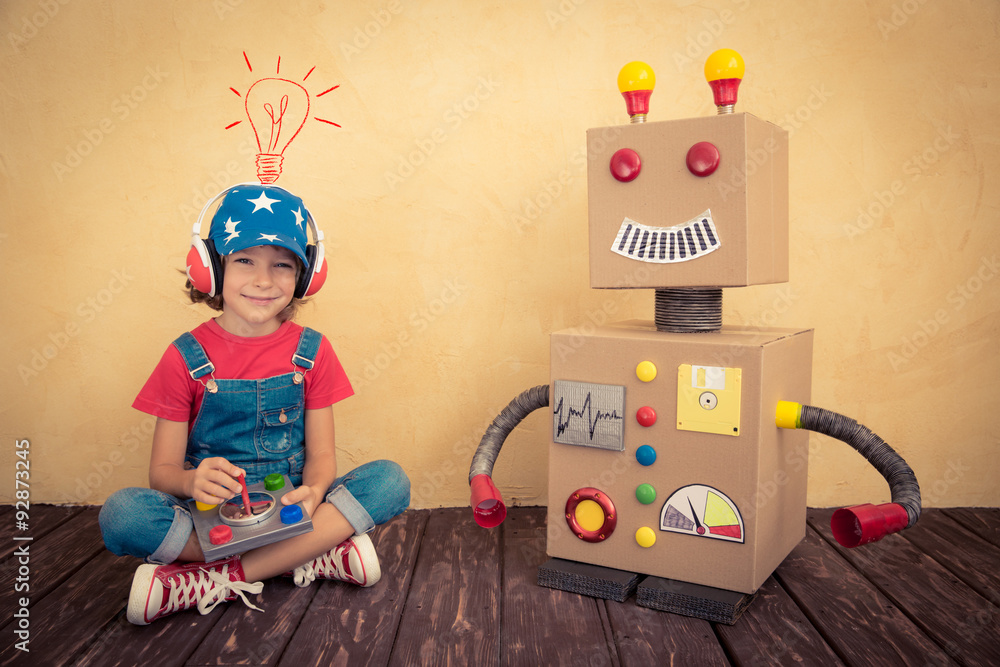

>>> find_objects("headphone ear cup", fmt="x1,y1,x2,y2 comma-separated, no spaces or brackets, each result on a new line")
303,256,328,297
298,241,328,298
186,238,223,297
186,239,213,296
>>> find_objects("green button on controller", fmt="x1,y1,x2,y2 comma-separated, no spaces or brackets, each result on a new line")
264,473,284,491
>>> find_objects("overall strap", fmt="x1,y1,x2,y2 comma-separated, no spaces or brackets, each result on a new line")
172,332,215,380
292,327,323,370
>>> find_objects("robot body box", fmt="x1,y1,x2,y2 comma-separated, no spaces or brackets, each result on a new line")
548,320,813,593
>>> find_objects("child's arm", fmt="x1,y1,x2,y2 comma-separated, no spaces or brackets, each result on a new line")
280,406,337,517
148,416,244,504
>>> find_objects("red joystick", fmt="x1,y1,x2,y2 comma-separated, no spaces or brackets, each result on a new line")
686,142,720,177
238,473,252,517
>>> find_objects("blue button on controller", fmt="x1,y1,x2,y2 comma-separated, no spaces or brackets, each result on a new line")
280,504,303,524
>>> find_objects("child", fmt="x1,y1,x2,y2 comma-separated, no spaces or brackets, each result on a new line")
99,184,410,625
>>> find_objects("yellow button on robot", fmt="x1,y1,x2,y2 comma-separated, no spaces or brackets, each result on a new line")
636,361,657,382
635,526,656,548
575,499,606,533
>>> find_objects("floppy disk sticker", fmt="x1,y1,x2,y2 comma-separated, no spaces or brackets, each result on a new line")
610,210,720,264
676,364,742,436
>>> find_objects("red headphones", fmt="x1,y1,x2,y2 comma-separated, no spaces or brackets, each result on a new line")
185,184,328,299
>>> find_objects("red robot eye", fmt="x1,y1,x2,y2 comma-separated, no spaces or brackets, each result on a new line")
610,148,642,182
686,141,720,177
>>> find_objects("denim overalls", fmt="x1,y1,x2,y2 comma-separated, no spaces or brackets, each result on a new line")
100,327,410,564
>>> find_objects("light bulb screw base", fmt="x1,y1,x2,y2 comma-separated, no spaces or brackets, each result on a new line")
716,104,735,115
620,89,652,122
629,114,647,124
255,153,284,185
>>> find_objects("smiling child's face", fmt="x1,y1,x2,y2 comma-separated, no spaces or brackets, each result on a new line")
215,245,298,336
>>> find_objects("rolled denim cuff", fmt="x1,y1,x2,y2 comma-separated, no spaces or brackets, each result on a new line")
147,505,194,565
326,484,376,535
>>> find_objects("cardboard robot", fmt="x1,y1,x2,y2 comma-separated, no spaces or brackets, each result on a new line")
468,51,921,623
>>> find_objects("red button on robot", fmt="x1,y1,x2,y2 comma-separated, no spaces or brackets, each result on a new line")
636,406,657,427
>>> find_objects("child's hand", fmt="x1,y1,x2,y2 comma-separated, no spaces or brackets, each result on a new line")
280,484,322,518
190,457,246,505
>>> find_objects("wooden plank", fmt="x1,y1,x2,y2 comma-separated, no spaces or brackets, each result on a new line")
185,577,317,666
0,505,85,560
0,507,106,620
387,508,500,666
774,525,955,666
901,510,1000,607
278,510,429,667
716,576,843,666
944,508,1000,549
808,509,1000,667
605,594,728,666
0,549,138,665
75,606,226,667
500,507,618,666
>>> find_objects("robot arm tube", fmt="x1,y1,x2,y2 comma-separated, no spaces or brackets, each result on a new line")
776,401,921,548
469,385,550,528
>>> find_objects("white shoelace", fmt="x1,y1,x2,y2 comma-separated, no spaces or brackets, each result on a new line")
292,562,317,588
292,546,353,588
164,565,264,616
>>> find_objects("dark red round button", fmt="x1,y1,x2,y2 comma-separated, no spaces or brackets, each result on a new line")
610,148,642,182
686,141,720,177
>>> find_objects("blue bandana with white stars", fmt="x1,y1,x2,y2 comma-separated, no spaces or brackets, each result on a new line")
208,184,311,266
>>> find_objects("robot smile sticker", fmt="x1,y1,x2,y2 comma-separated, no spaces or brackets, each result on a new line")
610,210,720,263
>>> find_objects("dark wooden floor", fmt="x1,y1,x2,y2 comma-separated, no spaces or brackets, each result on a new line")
1,505,998,666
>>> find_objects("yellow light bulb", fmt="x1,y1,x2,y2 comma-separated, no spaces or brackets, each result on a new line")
704,49,745,114
617,61,656,92
617,61,655,123
704,49,745,82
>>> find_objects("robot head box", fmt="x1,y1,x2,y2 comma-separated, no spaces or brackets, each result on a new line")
589,56,789,289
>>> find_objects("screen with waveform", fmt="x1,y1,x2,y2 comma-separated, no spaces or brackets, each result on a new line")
552,380,625,451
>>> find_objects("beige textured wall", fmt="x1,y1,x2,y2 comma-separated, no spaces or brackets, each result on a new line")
2,0,997,510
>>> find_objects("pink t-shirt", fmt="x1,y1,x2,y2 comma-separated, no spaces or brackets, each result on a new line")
133,319,354,424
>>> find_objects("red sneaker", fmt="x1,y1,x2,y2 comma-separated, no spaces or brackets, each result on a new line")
127,555,264,625
291,534,381,588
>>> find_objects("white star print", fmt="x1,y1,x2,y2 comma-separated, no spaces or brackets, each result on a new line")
258,233,280,242
222,217,241,243
248,191,280,213
291,207,305,231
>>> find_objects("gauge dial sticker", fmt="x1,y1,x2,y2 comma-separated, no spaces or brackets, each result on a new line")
660,484,744,543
